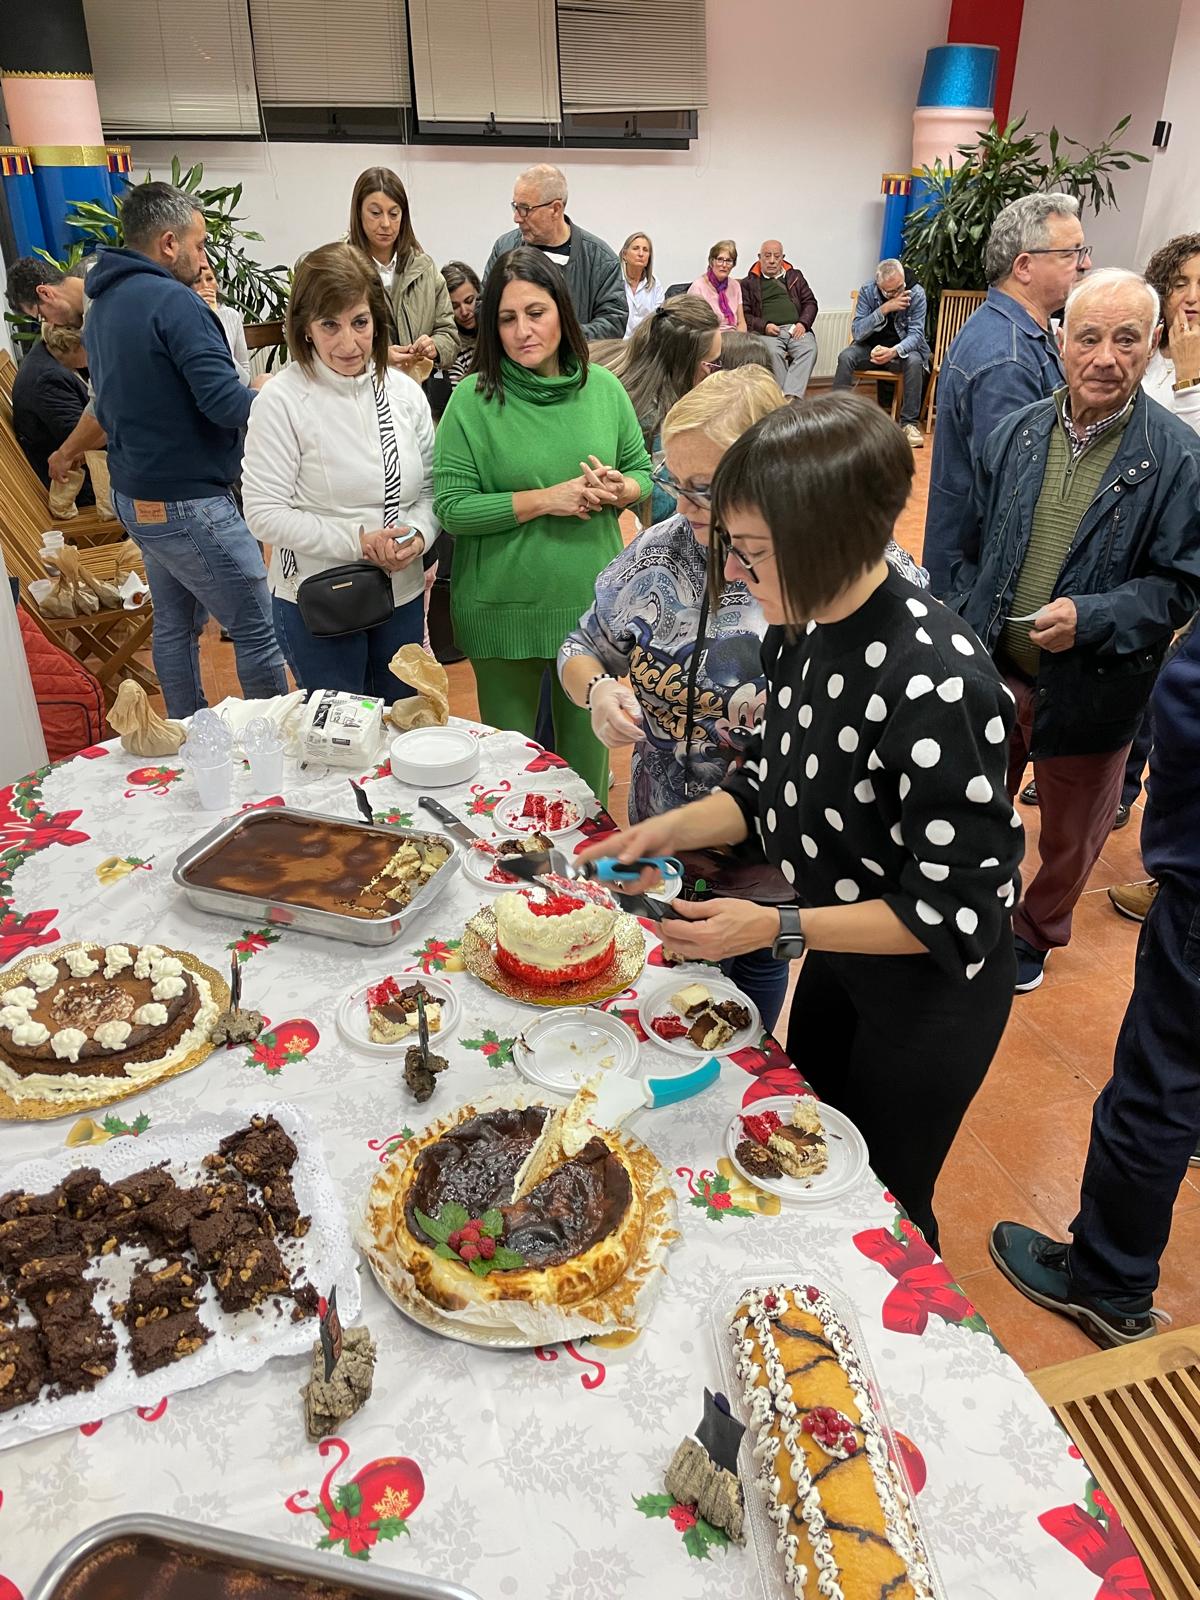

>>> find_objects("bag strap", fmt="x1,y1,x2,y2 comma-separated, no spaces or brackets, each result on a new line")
372,376,404,528
680,584,711,801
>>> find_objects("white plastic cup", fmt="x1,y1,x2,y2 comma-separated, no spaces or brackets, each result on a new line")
192,757,233,811
248,744,284,794
39,530,66,570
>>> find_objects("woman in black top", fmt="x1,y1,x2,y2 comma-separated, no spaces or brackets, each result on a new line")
587,394,1022,1246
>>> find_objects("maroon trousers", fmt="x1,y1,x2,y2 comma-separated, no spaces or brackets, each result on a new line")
1003,669,1130,951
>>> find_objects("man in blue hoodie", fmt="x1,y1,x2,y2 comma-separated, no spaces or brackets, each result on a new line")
85,182,287,716
990,619,1200,1346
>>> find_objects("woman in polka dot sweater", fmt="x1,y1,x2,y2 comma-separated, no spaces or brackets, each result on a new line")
584,394,1024,1247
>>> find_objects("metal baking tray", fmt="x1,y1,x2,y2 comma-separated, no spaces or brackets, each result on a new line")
172,806,460,948
28,1513,483,1600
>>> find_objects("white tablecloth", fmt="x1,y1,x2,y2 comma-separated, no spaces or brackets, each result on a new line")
0,725,1144,1598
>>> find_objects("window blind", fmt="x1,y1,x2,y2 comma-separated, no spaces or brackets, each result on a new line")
83,0,262,136
408,0,561,125
557,0,707,112
249,0,411,106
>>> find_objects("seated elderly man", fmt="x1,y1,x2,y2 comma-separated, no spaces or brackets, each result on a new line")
740,240,818,398
832,259,929,448
951,268,1200,995
11,324,91,498
484,163,626,340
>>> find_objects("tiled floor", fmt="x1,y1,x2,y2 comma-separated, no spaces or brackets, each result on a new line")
192,437,1187,1375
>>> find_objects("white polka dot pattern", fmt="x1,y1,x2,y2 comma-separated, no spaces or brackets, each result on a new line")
784,781,798,806
865,694,887,722
911,739,940,769
778,685,792,709
838,726,859,752
865,641,887,668
835,879,859,902
827,673,844,699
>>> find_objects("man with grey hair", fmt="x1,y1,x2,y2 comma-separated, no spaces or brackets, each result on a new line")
84,181,286,717
832,257,930,446
741,240,819,399
924,192,1091,593
484,163,626,340
953,267,1200,994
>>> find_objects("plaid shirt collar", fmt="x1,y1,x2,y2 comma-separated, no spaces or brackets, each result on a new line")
1059,387,1135,461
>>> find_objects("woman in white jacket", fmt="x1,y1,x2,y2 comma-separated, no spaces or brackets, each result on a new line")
243,242,437,699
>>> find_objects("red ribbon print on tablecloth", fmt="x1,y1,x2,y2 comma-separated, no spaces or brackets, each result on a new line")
534,1341,606,1389
286,1437,424,1560
1040,1448,1152,1599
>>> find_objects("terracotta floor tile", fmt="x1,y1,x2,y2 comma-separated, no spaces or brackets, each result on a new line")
1154,1207,1200,1325
936,1130,1059,1280
1012,975,1131,1079
954,1268,1100,1370
1068,891,1140,980
967,1093,1099,1239
967,1012,1093,1118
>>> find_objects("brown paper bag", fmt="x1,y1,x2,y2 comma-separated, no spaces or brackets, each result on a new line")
48,468,85,520
108,680,187,756
388,644,449,730
40,546,99,618
84,450,116,519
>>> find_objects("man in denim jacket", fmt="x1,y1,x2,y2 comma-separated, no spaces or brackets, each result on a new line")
832,259,929,448
952,269,1200,993
923,193,1091,594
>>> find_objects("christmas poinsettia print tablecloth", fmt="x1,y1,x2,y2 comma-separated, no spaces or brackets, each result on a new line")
0,725,1144,1600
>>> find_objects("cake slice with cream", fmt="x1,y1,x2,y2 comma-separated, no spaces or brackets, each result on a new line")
494,889,618,988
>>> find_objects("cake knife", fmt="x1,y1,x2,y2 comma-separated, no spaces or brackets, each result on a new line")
418,795,482,849
563,1056,722,1137
499,849,687,921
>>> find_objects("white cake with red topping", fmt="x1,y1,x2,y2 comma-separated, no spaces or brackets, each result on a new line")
494,889,618,988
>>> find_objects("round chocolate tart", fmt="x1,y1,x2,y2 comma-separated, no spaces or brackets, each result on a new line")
0,943,225,1120
390,1104,645,1312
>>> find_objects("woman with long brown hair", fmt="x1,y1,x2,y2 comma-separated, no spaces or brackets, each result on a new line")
348,167,457,374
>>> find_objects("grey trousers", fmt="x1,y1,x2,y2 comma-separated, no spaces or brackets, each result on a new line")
767,325,818,398
832,341,925,425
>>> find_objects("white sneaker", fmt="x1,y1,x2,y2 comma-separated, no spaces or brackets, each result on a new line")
903,424,924,448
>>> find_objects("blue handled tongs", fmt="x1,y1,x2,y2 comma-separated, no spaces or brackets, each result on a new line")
499,848,685,920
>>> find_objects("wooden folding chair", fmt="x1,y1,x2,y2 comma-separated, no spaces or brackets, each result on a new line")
921,287,987,429
0,348,17,407
1031,1326,1200,1599
846,290,903,422
0,373,126,548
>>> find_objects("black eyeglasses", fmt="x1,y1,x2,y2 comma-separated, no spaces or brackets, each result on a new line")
1025,244,1093,264
652,464,713,508
716,528,776,583
511,199,560,220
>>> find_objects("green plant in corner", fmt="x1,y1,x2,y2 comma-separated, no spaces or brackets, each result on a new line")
902,115,1148,336
62,156,290,327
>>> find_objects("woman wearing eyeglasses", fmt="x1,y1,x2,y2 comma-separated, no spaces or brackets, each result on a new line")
583,394,1020,1248
603,295,721,522
434,248,651,803
689,240,747,332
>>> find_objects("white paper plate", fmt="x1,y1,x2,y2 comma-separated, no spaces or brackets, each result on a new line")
335,972,461,1056
389,726,480,788
724,1094,870,1205
460,837,536,893
493,789,583,838
637,969,760,1059
512,1006,640,1096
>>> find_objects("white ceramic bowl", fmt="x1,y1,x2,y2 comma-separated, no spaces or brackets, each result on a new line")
389,726,480,788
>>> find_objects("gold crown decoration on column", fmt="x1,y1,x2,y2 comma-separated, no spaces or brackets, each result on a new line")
28,144,110,167
106,145,132,174
0,68,95,80
880,174,913,197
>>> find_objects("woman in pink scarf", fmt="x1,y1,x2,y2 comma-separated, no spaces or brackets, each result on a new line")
689,239,747,331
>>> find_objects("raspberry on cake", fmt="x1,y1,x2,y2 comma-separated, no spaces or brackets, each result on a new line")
493,889,618,988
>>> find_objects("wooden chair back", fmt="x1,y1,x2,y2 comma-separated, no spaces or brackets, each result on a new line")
0,348,17,408
1031,1325,1200,1600
846,289,902,423
0,384,125,548
922,287,987,426
243,320,286,352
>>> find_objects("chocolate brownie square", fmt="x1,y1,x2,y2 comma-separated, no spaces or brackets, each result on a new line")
140,1186,206,1250
129,1308,212,1377
118,1256,206,1325
213,1233,289,1313
27,1276,95,1324
0,1213,63,1270
0,1326,47,1413
0,1188,57,1222
57,1167,113,1221
110,1166,176,1211
17,1252,90,1295
214,1115,298,1181
260,1176,309,1238
41,1306,116,1393
189,1203,266,1269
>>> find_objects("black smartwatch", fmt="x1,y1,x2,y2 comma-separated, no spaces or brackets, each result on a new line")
771,905,807,962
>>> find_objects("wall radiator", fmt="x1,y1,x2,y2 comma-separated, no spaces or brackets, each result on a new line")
809,307,853,382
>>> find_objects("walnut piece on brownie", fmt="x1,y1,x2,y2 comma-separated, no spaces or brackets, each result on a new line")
57,1166,113,1220
129,1308,212,1376
213,1234,289,1313
260,1175,310,1238
211,1115,298,1182
188,1202,269,1269
0,1326,47,1412
40,1304,117,1393
115,1256,206,1325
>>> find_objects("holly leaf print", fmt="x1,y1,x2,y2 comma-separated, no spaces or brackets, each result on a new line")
633,1493,676,1519
335,1481,363,1517
374,1517,410,1541
373,809,413,828
682,1519,729,1560
462,1029,516,1067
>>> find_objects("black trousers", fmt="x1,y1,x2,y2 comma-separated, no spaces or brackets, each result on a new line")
1069,877,1200,1301
786,938,1015,1251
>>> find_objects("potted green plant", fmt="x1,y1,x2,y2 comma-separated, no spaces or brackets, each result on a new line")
903,115,1148,334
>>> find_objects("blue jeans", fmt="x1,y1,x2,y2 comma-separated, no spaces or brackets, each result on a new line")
114,491,287,718
721,945,790,1035
272,593,424,700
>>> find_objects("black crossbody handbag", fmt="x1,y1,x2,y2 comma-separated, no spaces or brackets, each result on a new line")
292,375,408,639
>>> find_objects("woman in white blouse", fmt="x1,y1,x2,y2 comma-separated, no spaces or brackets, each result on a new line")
620,232,665,336
242,242,437,699
1142,233,1200,434
195,263,250,385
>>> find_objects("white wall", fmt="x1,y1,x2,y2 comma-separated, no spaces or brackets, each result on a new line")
1009,0,1181,269
1135,0,1200,263
129,0,951,316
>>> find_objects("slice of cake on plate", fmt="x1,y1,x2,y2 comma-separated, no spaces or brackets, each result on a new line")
494,889,618,988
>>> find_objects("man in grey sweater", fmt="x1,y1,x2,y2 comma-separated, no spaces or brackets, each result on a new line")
484,164,626,341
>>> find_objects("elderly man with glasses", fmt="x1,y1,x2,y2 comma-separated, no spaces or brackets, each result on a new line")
832,258,930,449
923,192,1092,595
484,163,626,340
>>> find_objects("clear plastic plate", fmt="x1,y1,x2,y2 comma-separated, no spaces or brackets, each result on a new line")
725,1095,870,1206
637,969,760,1059
511,1005,640,1096
335,972,461,1057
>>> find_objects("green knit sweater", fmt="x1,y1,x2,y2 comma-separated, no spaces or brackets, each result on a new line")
433,357,652,660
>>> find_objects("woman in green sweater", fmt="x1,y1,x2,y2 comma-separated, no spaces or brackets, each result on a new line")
434,248,652,801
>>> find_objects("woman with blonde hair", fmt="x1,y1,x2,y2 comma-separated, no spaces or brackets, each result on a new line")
348,167,458,373
689,239,746,330
558,365,790,1023
620,231,664,335
242,242,436,698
